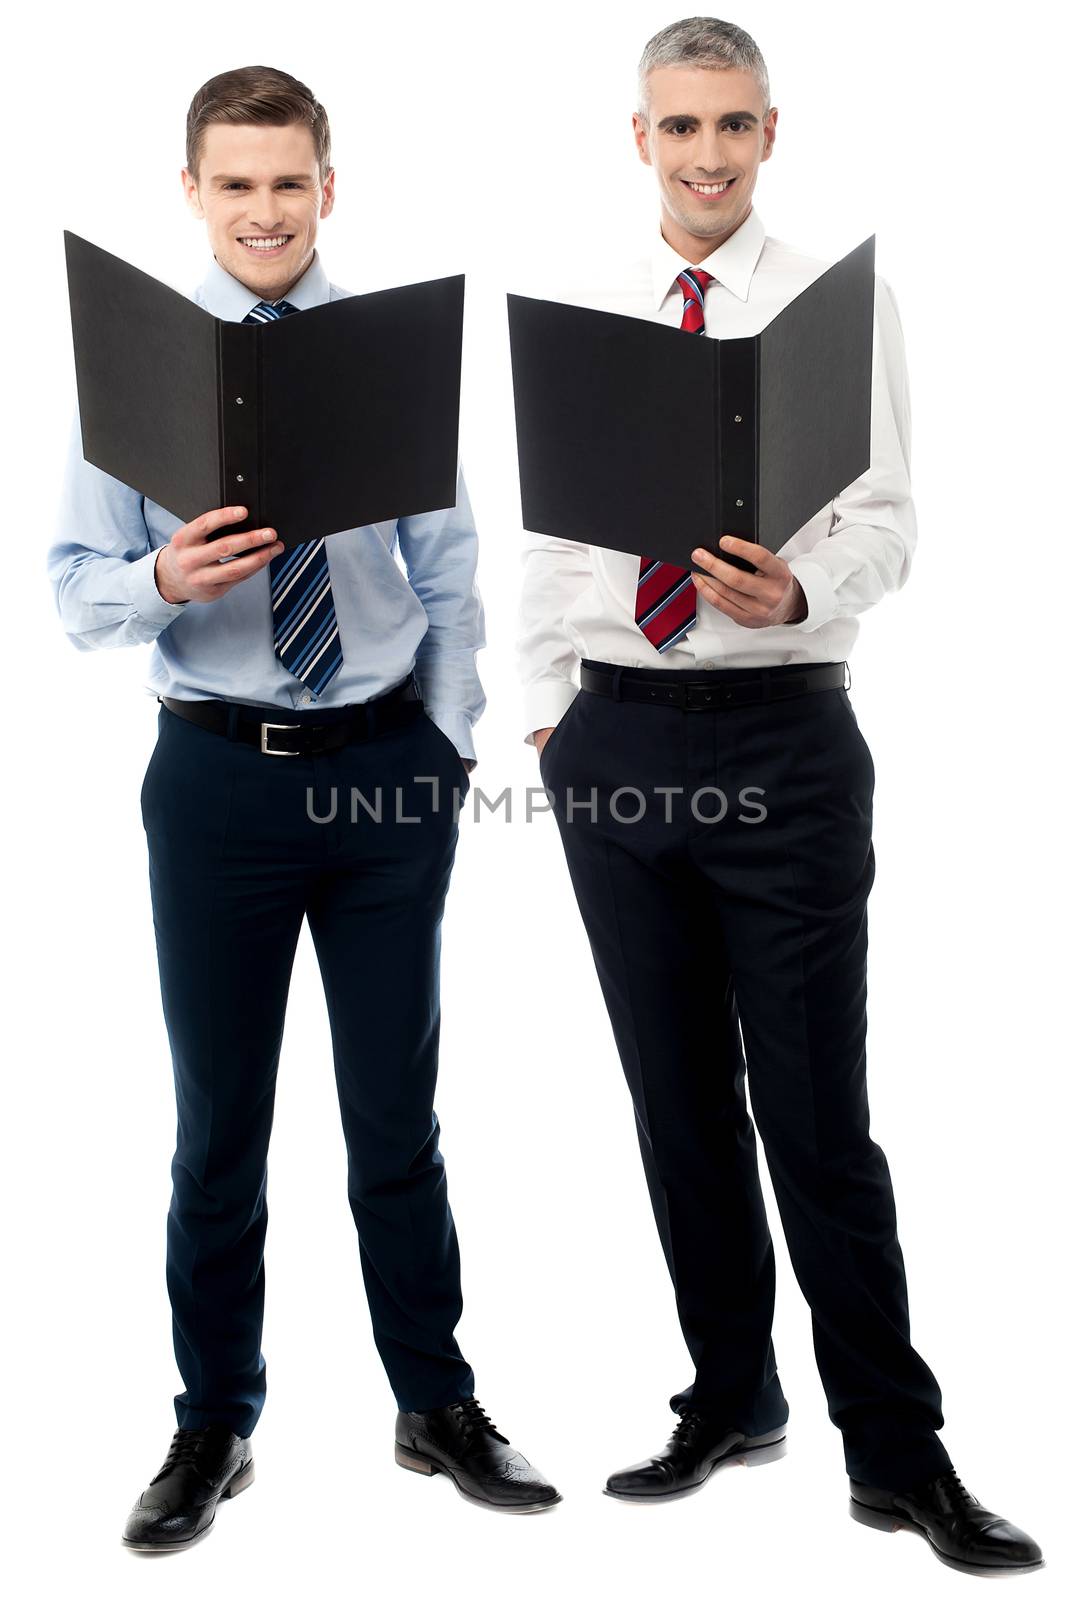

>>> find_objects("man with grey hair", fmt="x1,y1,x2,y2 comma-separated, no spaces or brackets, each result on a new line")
518,15,1041,1574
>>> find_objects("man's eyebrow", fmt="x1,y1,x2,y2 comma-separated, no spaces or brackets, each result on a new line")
657,111,760,128
210,172,316,184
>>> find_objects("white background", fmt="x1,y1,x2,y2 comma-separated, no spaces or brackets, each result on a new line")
4,0,1060,1594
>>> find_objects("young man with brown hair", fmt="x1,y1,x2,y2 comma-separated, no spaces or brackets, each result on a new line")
50,63,559,1551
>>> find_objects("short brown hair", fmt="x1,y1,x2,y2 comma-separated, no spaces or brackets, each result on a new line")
186,65,331,180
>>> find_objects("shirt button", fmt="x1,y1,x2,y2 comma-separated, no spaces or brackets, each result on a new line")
299,691,312,706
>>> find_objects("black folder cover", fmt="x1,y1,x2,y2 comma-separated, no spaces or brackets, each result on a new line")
64,231,465,544
507,235,875,571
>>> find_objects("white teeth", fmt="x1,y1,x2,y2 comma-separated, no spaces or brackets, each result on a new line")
239,237,290,250
687,180,732,195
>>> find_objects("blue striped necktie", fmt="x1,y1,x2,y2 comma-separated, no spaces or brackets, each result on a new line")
242,298,344,695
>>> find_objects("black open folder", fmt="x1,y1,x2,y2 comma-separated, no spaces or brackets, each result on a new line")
63,231,465,544
507,235,875,573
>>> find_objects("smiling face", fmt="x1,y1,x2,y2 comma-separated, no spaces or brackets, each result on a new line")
181,121,335,300
633,65,776,261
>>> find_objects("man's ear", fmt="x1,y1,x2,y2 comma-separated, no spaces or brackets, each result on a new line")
320,167,336,220
761,108,778,163
181,167,205,219
632,113,652,168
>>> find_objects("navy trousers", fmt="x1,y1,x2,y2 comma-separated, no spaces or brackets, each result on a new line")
139,690,475,1437
540,662,951,1491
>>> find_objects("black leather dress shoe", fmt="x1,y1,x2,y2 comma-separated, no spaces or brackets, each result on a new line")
122,1424,254,1552
395,1397,561,1512
605,1411,787,1500
849,1469,1044,1573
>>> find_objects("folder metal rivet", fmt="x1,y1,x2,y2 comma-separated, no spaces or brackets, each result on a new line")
734,415,743,422
236,474,244,482
235,396,244,405
735,499,744,507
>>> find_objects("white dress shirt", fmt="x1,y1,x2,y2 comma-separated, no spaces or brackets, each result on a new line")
515,206,916,743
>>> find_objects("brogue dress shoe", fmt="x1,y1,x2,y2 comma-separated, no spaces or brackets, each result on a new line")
849,1469,1044,1574
395,1397,561,1512
122,1424,254,1552
605,1410,787,1500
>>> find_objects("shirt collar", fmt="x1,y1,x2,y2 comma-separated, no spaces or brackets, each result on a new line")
651,205,766,311
196,248,331,321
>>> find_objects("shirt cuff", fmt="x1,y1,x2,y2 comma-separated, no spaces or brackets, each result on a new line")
426,709,477,768
785,555,839,633
128,547,189,630
523,679,580,746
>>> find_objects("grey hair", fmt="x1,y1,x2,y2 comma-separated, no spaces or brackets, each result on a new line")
636,17,771,121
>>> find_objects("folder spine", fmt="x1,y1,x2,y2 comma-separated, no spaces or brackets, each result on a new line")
715,338,758,553
216,322,262,533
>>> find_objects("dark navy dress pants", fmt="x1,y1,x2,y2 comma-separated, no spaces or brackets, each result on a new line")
540,663,951,1491
139,693,474,1437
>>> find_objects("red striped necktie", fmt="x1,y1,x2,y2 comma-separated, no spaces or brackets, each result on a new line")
633,267,713,652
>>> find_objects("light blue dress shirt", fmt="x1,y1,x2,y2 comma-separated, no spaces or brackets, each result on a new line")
47,249,486,763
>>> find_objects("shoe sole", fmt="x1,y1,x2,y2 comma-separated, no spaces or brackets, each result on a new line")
394,1443,562,1514
603,1428,788,1502
849,1496,1045,1575
121,1457,255,1553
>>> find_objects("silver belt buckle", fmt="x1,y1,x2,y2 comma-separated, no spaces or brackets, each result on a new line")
260,721,300,756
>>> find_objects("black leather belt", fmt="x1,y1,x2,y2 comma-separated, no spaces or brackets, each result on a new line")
579,659,848,711
159,673,423,756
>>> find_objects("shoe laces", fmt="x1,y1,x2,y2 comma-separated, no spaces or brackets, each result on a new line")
670,1410,706,1450
446,1397,507,1442
930,1469,979,1512
150,1427,212,1483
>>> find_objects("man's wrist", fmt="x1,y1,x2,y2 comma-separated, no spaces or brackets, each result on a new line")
127,546,189,627
154,548,188,606
783,576,809,625
784,557,838,633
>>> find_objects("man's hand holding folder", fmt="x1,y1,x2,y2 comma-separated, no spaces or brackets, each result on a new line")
153,505,286,605
690,536,809,628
